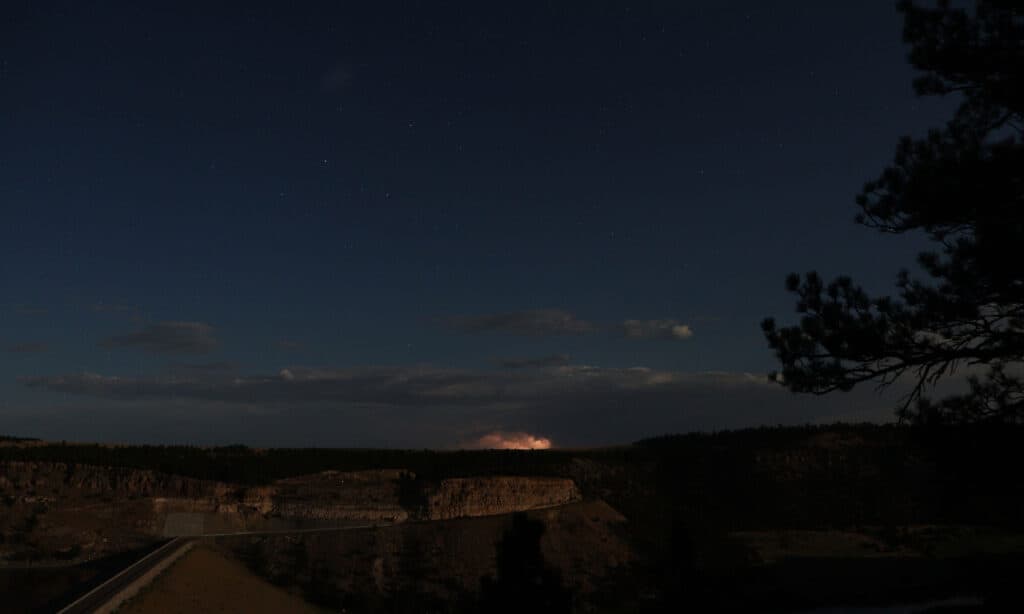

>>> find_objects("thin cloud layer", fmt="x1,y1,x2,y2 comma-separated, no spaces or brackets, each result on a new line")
90,302,140,315
445,309,595,336
16,364,905,447
496,354,571,369
444,309,694,341
5,342,48,354
100,321,219,355
11,304,48,316
623,319,694,340
166,362,238,378
19,364,774,409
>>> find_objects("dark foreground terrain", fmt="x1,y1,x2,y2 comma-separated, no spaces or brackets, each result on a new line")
2,424,1023,612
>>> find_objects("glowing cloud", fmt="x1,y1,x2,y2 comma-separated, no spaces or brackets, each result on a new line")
472,431,553,450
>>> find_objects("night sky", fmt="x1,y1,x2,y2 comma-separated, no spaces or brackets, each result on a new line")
1,2,958,448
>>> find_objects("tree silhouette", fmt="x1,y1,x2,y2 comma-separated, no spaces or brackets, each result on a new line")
763,0,1024,424
476,513,572,614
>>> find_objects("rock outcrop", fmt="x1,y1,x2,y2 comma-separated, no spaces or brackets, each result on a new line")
426,477,580,520
215,499,630,609
0,463,582,564
0,461,221,500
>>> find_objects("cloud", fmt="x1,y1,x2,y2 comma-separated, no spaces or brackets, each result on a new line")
5,342,48,354
17,363,906,446
90,302,140,315
445,309,595,336
166,362,238,378
496,354,571,369
442,309,695,341
470,431,553,450
622,319,694,340
100,321,219,355
12,304,47,316
274,339,305,351
18,364,776,409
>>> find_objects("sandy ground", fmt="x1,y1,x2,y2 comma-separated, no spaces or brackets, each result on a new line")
118,544,322,613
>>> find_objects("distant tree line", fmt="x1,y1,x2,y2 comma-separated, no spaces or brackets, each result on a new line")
0,441,582,485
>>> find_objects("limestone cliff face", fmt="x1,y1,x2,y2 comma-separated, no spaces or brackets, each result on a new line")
155,477,409,525
0,461,220,500
0,461,226,564
426,477,580,520
0,462,581,565
0,465,581,526
270,469,409,523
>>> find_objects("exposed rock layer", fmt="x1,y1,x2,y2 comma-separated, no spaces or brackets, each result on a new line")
427,476,580,520
0,462,582,564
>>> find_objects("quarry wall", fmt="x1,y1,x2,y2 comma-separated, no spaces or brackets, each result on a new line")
1,462,583,549
426,476,581,520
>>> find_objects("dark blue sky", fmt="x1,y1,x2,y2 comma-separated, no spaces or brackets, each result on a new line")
1,2,958,447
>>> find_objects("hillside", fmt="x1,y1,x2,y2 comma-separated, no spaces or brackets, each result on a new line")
2,424,1024,611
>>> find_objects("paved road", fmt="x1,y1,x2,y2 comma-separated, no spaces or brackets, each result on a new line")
53,525,386,612
57,537,189,614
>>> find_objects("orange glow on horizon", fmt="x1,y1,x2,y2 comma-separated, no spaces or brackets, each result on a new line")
473,431,553,450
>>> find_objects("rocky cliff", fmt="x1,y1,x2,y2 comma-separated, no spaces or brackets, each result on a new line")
0,461,224,564
426,476,580,520
0,461,221,500
1,463,582,564
215,499,630,610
